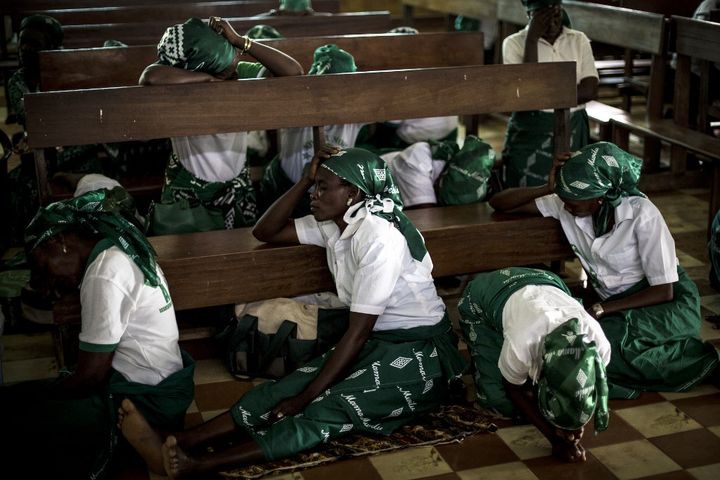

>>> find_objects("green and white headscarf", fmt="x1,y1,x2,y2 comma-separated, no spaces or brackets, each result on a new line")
555,142,644,237
454,16,480,32
245,24,283,40
279,0,312,12
537,317,609,433
157,17,237,75
25,188,161,288
321,148,428,262
388,26,419,34
308,44,357,75
435,135,495,206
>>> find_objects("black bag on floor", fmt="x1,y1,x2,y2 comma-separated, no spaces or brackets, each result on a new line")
216,299,349,379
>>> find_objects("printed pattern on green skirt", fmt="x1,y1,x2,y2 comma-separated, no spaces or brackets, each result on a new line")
160,154,258,228
599,266,719,399
230,318,465,460
457,267,571,416
502,109,589,187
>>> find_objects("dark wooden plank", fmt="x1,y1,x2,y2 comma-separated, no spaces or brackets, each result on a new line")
402,0,497,19
60,12,392,48
27,1,340,25
673,16,720,64
39,32,485,91
152,203,572,310
25,62,577,148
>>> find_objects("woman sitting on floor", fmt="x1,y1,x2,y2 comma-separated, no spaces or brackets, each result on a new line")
0,183,194,479
119,145,466,478
489,142,720,398
459,267,610,463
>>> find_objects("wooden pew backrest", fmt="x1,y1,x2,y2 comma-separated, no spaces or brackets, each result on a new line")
26,1,340,25
25,63,577,148
60,11,393,48
39,32,485,91
401,0,497,19
152,203,572,310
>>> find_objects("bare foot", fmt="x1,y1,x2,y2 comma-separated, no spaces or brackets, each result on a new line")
119,398,166,474
163,435,197,479
552,441,587,463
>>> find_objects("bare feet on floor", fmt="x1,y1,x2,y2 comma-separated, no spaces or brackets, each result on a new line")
119,398,166,475
163,435,197,479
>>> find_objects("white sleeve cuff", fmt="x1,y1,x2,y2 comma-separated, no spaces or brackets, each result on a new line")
350,303,386,316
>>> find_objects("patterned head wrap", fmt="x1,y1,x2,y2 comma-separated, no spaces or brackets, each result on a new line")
245,24,283,40
555,142,645,237
537,318,609,433
25,188,161,288
389,26,419,34
308,44,357,75
321,148,428,262
20,15,63,49
279,0,312,12
436,135,495,205
521,0,562,13
103,39,127,47
157,17,237,75
454,16,480,32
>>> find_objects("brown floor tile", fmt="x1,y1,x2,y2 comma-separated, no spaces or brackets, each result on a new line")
435,432,518,471
183,411,205,429
583,413,644,449
302,457,383,480
633,471,697,480
193,380,254,411
525,452,616,480
669,394,720,427
650,428,720,469
609,392,666,410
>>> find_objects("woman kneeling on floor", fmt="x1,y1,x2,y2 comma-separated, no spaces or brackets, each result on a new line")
120,145,466,478
459,267,610,463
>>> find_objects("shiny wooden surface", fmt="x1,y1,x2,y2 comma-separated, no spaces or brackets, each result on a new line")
40,32,485,91
151,203,571,310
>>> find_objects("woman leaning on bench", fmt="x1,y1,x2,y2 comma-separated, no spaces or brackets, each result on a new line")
490,142,720,397
140,16,303,235
119,146,466,478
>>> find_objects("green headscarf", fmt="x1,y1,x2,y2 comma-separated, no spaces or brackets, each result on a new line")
20,14,63,49
308,44,357,75
555,142,645,237
25,188,161,288
537,317,609,433
245,24,283,40
157,17,237,75
388,26,419,34
521,0,562,13
454,16,480,32
436,136,495,206
321,148,428,262
279,0,312,12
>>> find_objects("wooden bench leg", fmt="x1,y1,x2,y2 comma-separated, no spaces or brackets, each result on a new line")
670,144,687,176
612,124,630,152
709,165,720,240
598,122,612,142
643,137,661,172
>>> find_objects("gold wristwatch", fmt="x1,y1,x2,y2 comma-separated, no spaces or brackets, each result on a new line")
591,303,604,318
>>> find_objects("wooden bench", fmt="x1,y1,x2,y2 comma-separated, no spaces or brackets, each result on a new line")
35,31,485,205
39,32,484,91
59,12,393,48
611,16,720,231
25,62,576,364
23,1,340,26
